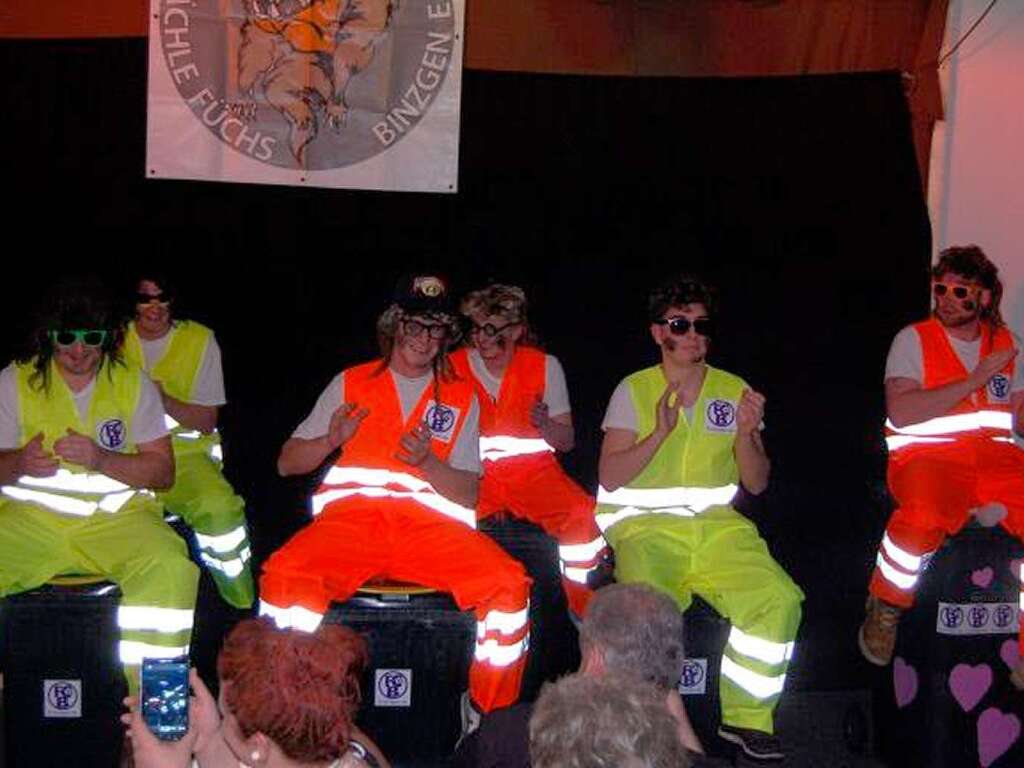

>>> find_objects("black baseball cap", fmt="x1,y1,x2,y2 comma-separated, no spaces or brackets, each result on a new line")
393,274,453,315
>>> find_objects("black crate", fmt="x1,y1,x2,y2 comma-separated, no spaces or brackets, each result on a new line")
875,523,1024,768
325,590,476,768
1,581,126,768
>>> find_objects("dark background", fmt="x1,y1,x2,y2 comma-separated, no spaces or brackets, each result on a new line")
3,38,933,692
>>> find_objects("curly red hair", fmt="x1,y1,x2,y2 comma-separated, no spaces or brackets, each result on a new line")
217,618,368,763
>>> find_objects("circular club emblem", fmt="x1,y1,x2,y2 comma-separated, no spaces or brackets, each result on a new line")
679,661,705,689
426,404,456,434
97,419,127,450
47,682,79,711
377,670,409,701
988,373,1010,401
967,605,990,629
705,399,736,429
157,0,457,169
940,605,964,629
993,604,1014,629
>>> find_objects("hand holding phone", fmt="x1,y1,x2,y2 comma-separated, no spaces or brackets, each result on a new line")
141,657,190,741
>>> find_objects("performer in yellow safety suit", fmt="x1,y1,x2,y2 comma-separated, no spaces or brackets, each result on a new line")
596,275,803,763
121,274,255,609
0,278,198,692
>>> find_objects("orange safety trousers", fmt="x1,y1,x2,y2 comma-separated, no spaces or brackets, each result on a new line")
260,498,532,712
870,439,1024,652
479,452,601,618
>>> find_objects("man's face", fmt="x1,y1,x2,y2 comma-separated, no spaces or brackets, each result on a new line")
650,303,710,366
932,272,987,329
393,313,447,373
53,334,103,379
468,311,523,362
135,279,172,337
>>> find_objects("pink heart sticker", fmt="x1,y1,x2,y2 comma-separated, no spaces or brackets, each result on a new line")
1002,639,1020,670
971,567,995,588
893,656,918,708
949,663,992,711
978,707,1021,767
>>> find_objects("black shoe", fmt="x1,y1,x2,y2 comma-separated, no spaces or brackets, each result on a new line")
717,724,784,761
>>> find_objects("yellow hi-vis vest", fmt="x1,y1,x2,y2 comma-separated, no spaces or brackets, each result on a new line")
594,364,745,533
123,321,221,461
1,358,158,517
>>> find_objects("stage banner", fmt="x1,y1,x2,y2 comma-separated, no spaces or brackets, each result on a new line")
146,0,464,192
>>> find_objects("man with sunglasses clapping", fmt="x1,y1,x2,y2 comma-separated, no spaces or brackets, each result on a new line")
861,245,1024,689
0,278,198,693
450,283,608,622
595,275,803,763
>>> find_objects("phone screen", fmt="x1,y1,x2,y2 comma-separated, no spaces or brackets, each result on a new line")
141,657,189,741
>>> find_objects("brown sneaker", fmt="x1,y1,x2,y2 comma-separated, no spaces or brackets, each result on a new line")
1011,658,1024,691
858,595,902,666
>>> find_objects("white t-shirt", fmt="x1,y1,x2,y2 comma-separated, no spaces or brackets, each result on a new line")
0,362,169,450
884,324,1024,392
292,368,481,473
465,348,571,416
139,327,227,406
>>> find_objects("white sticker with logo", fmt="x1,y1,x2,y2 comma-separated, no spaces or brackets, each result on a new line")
935,601,1018,636
96,418,128,451
44,679,82,718
704,400,737,434
677,658,708,696
374,668,412,707
423,401,461,443
987,373,1011,404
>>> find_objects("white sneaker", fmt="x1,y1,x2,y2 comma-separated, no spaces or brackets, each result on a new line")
460,691,482,738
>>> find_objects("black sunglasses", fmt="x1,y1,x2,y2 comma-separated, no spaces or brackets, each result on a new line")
655,317,713,337
470,320,519,338
402,318,448,340
136,292,173,305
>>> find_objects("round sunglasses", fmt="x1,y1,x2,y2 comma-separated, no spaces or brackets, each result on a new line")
932,282,978,300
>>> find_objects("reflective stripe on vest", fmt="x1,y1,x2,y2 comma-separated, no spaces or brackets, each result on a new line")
885,411,1014,452
479,436,554,462
595,484,737,531
313,466,476,529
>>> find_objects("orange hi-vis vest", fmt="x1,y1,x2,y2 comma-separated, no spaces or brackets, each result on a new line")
450,347,556,464
885,318,1017,458
310,360,478,528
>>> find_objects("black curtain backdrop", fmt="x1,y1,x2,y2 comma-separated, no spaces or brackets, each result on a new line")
3,38,932,691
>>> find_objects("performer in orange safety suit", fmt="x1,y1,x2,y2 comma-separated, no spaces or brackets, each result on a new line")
450,284,607,620
259,274,532,726
859,245,1024,690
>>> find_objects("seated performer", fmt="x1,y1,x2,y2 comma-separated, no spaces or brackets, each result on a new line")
260,274,532,731
0,278,198,691
860,245,1024,689
122,273,255,608
450,283,606,620
596,275,803,762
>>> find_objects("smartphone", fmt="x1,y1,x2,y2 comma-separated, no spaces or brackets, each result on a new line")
141,657,189,741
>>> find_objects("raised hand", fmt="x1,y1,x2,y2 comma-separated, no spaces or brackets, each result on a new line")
654,381,684,438
737,389,766,436
530,397,550,430
18,432,59,477
53,428,102,470
327,403,369,450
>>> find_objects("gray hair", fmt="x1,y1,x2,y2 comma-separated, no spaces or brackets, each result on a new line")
580,583,684,690
529,673,690,768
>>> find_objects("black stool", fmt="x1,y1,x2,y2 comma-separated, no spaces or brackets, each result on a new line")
876,523,1024,768
326,583,475,768
1,577,126,768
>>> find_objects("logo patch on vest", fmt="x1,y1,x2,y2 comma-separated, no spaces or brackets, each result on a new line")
988,373,1011,403
97,419,127,450
424,401,460,443
704,399,737,433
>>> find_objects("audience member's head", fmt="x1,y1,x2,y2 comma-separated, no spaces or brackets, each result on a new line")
579,583,684,690
217,617,369,765
529,673,691,768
